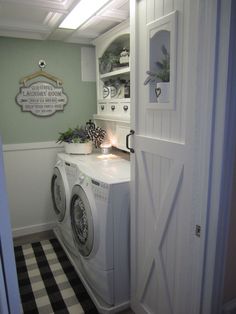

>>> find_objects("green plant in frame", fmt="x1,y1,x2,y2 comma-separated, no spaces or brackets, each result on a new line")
144,45,170,85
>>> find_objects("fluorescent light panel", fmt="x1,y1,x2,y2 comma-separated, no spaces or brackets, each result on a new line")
59,0,111,30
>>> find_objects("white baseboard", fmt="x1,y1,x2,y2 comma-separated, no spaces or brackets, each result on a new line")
12,222,56,238
223,299,236,314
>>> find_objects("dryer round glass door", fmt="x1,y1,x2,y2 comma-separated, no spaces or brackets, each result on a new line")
51,167,66,222
70,185,94,257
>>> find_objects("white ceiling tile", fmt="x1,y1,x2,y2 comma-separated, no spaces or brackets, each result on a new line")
0,0,129,42
43,12,63,27
0,3,49,24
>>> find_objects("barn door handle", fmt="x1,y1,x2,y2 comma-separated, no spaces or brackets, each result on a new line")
126,130,135,153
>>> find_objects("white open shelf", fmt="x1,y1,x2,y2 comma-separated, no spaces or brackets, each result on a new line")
100,66,130,79
98,98,130,103
93,114,130,123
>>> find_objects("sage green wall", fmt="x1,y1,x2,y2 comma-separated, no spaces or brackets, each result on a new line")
0,37,96,144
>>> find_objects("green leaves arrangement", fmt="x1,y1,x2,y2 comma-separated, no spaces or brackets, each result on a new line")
57,126,90,144
57,120,106,148
144,45,170,85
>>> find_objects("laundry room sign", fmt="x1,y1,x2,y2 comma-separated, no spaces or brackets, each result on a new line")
16,60,68,116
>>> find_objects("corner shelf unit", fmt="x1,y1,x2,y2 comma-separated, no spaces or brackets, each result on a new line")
92,20,130,152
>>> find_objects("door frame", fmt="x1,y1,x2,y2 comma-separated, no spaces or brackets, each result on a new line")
129,0,138,308
0,136,21,313
201,1,236,313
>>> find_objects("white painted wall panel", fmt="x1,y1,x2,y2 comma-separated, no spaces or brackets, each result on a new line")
3,142,64,236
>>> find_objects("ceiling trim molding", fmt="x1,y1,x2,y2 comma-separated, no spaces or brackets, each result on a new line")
43,12,63,27
0,0,77,13
99,9,129,20
0,21,50,33
64,37,94,44
0,30,46,40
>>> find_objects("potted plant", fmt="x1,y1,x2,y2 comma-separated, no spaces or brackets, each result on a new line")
57,121,106,154
144,45,170,103
57,126,93,154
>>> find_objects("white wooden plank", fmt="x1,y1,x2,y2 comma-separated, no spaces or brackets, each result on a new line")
168,189,178,305
170,0,184,141
164,0,174,15
146,0,155,23
159,157,171,297
161,111,171,139
136,158,146,295
135,135,185,162
145,111,154,136
163,158,178,306
154,0,164,19
138,0,148,133
137,152,156,299
153,155,161,218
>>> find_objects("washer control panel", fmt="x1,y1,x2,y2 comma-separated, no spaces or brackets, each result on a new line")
65,162,77,188
91,179,109,201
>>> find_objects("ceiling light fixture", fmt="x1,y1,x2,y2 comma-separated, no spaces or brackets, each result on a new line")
59,0,111,30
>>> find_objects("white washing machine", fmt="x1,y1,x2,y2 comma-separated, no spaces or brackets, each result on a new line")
51,154,78,253
56,152,130,313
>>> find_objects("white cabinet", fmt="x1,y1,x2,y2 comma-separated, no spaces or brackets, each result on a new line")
92,20,130,151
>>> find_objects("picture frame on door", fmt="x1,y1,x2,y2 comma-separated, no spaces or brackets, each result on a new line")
145,11,178,110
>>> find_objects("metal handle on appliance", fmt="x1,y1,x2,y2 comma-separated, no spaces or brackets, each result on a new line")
123,105,128,111
111,105,115,111
126,130,135,153
101,105,105,111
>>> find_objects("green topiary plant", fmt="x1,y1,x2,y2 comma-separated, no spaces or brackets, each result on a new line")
144,45,170,85
57,126,90,144
57,121,106,148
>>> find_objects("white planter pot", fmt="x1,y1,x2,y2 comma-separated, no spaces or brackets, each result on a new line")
155,82,170,103
64,142,93,154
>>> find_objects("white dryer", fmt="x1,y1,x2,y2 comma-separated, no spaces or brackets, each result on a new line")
57,153,130,313
51,154,78,253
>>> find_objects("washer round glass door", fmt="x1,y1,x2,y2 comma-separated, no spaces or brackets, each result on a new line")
70,185,94,257
51,167,66,222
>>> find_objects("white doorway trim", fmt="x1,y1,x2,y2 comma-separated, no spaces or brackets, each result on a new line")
201,0,236,313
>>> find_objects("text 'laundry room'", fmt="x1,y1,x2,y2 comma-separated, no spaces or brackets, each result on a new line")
0,1,236,314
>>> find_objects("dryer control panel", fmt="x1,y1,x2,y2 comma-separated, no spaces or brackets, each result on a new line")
91,179,109,201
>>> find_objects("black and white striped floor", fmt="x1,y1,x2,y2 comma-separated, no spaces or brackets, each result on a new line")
14,238,98,314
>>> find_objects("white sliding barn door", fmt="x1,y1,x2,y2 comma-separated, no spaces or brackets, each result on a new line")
130,0,206,313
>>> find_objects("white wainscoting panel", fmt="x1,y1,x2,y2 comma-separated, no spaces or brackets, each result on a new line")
3,142,64,237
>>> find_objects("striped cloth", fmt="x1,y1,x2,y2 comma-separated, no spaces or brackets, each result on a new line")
14,238,98,314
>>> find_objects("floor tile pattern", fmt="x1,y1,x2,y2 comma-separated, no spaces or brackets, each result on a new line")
14,238,98,314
